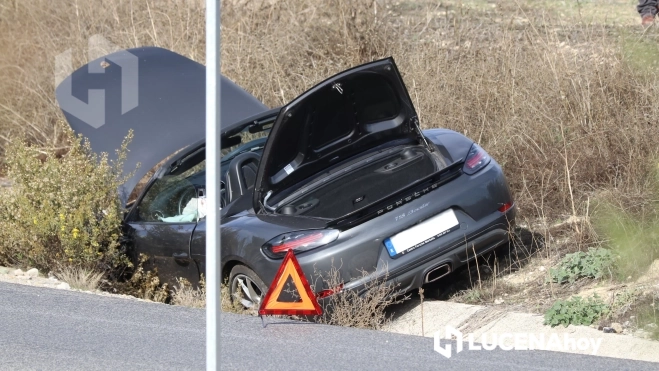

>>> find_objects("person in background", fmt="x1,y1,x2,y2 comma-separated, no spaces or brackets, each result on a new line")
639,0,659,26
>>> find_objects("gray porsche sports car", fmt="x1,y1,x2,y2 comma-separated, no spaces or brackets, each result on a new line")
57,47,515,309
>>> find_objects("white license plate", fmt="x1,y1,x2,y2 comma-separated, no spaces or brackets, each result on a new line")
384,209,459,258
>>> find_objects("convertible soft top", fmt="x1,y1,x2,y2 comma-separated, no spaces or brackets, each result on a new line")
56,47,268,203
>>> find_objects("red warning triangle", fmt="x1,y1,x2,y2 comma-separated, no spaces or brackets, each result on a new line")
258,249,322,316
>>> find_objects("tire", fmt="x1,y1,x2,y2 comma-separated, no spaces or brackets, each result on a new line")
229,265,267,310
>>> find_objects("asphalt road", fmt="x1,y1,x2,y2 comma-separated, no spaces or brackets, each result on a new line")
0,282,657,370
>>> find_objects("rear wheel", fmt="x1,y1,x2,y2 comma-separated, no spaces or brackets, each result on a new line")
229,265,267,310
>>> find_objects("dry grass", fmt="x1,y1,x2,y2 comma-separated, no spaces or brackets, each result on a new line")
1,0,657,226
3,0,659,315
172,277,206,309
313,264,403,330
111,254,170,302
0,0,205,154
170,275,248,313
55,266,104,291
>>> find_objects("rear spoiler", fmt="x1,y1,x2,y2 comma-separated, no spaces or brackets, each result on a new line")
326,159,464,230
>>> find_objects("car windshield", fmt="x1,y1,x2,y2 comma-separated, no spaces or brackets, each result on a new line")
135,159,206,223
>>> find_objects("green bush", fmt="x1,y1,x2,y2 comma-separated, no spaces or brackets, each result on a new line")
0,125,134,274
544,295,609,327
549,248,614,284
595,203,659,280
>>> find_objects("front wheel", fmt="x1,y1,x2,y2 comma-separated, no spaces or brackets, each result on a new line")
229,265,267,310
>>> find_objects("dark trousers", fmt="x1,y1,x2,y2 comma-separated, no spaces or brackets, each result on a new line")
639,0,659,16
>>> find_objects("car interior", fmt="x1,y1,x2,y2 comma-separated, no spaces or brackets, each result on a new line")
132,139,269,224
133,150,207,223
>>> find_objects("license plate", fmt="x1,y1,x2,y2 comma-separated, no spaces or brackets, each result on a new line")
384,209,459,258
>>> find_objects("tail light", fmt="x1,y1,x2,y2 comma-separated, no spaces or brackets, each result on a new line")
316,284,344,299
463,143,491,175
498,202,513,213
262,229,339,259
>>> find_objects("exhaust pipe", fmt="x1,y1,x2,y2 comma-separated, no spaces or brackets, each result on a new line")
425,264,451,283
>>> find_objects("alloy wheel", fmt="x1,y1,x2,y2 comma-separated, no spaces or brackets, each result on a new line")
231,274,263,309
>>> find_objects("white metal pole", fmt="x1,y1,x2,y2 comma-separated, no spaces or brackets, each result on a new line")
206,0,221,370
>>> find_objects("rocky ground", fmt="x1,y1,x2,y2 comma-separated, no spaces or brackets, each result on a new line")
0,265,155,303
0,266,70,290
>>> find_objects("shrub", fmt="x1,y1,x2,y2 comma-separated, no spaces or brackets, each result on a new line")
549,248,614,284
0,125,134,274
544,295,609,327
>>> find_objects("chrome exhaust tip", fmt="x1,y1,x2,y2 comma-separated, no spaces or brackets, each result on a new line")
425,264,451,283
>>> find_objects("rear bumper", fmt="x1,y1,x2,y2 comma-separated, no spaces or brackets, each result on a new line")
339,205,515,297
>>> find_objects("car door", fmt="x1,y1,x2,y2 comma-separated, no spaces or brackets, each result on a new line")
125,220,200,286
124,150,207,286
189,219,206,277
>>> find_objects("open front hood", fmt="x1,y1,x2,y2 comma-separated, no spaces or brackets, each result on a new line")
56,47,268,204
254,57,423,212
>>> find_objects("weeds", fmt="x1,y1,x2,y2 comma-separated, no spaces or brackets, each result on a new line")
544,295,609,327
549,248,614,284
604,288,659,339
112,254,169,303
221,277,249,314
172,277,206,309
593,165,659,280
458,289,483,304
171,276,240,312
608,288,642,320
314,265,403,330
451,277,518,305
55,266,104,291
636,302,659,341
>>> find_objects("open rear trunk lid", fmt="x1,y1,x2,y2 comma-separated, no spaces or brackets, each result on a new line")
254,57,428,212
